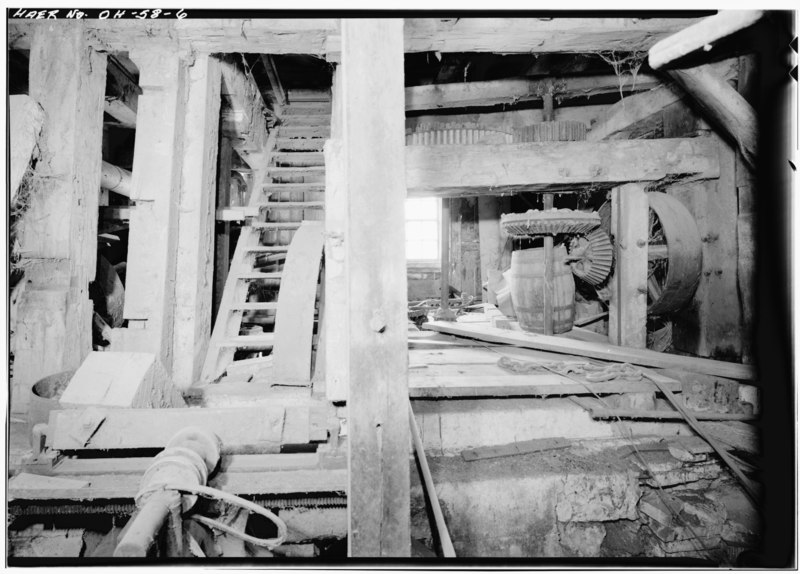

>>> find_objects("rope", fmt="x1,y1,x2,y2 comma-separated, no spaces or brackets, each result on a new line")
160,483,288,550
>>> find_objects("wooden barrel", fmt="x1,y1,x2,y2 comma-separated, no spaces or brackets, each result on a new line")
510,246,575,334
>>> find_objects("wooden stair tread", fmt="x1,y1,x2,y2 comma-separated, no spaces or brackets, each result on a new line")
280,116,332,127
246,245,289,253
235,271,283,280
251,222,302,229
230,302,279,311
263,183,325,192
273,151,325,163
267,166,326,173
276,138,326,151
258,201,325,209
277,126,331,138
221,334,276,348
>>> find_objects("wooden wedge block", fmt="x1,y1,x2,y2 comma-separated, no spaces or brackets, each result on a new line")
59,351,185,409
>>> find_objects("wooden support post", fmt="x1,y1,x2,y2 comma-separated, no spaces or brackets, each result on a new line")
213,137,234,324
735,54,757,363
113,51,187,375
435,198,456,321
671,136,742,358
477,197,503,294
172,54,222,390
608,183,649,348
340,19,410,557
323,67,348,402
542,193,555,335
12,22,106,414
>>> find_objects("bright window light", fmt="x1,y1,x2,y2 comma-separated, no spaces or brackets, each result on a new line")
405,197,440,264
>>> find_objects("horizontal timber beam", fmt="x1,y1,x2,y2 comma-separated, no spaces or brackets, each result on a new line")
404,17,707,53
12,17,704,56
405,137,720,197
9,19,338,53
406,73,660,112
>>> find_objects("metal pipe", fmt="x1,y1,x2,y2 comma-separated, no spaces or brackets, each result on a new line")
101,160,132,197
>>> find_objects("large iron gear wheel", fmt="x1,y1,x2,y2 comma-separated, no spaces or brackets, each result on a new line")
568,228,614,286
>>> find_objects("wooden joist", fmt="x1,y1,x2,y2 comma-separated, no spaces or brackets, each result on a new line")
648,11,764,70
587,84,685,141
10,17,704,56
405,137,720,197
403,17,707,53
421,321,756,381
406,74,660,112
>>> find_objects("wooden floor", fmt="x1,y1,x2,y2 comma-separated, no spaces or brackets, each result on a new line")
408,331,682,398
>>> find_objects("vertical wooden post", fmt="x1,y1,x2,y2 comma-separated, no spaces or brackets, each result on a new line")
213,137,234,324
13,22,106,414
340,19,410,557
435,198,456,320
172,54,222,390
324,67,349,403
113,51,186,374
542,193,555,335
736,53,757,363
477,197,502,293
608,183,649,348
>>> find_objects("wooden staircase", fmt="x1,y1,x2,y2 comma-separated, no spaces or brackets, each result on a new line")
201,90,331,384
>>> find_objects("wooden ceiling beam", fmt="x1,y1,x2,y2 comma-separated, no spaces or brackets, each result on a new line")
406,73,660,111
405,137,720,198
404,17,708,54
648,10,764,70
9,19,338,53
11,17,706,56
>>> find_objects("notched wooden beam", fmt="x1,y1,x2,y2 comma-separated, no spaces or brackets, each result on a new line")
406,137,720,198
403,17,708,53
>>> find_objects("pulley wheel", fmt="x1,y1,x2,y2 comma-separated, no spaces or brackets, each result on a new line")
600,193,702,314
